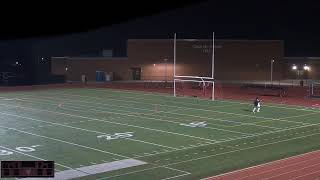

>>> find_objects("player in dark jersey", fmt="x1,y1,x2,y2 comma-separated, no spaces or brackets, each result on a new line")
252,97,261,113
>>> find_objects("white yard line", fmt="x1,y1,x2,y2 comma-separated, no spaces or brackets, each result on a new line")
27,92,278,120
3,102,320,160
0,125,130,159
94,131,320,180
279,112,319,120
0,145,74,170
69,88,320,112
0,111,179,151
2,101,320,155
137,122,320,158
38,92,315,126
10,95,279,134
161,173,191,180
161,131,320,167
0,103,219,143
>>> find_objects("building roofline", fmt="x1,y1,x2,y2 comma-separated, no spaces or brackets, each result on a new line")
128,39,283,42
51,57,128,60
284,57,320,59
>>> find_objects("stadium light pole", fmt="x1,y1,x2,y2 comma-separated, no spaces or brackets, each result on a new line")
271,58,274,85
212,32,215,101
173,33,177,97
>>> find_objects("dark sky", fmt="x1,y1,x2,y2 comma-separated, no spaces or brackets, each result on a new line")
1,0,320,62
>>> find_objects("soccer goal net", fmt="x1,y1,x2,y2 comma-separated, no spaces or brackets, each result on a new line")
175,76,214,99
310,81,320,98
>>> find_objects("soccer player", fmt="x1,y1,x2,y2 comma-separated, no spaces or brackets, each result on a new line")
253,97,261,113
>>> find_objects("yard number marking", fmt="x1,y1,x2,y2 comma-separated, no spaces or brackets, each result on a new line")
180,121,207,128
0,145,41,156
97,132,134,141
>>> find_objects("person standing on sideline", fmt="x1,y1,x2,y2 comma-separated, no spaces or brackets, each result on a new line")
253,97,261,113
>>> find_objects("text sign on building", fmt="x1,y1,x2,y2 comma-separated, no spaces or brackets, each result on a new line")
192,44,222,53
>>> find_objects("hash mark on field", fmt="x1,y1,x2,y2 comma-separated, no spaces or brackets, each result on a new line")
31,145,41,148
90,162,97,165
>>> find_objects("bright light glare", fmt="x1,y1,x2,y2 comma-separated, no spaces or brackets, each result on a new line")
304,65,310,71
292,65,297,70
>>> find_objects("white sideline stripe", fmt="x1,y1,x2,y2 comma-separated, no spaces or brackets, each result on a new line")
0,125,130,159
21,159,147,180
14,95,260,134
0,111,178,151
0,103,219,143
0,145,73,170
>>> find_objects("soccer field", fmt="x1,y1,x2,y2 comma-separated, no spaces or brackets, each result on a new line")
1,87,320,180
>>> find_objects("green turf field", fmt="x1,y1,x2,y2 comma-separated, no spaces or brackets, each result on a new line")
1,87,320,180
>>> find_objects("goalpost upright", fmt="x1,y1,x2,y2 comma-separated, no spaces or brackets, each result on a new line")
173,32,215,101
212,32,215,101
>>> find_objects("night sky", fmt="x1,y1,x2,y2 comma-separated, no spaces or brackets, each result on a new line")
1,0,320,84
